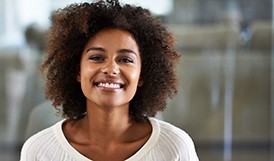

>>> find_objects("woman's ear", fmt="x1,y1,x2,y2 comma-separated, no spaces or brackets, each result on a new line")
138,78,144,87
77,74,81,82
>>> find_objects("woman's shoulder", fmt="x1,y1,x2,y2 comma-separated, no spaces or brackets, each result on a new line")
23,124,56,146
20,120,65,160
149,117,199,160
150,117,193,142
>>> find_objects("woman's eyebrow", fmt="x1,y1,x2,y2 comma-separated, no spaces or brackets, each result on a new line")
86,47,138,56
118,49,138,56
86,47,105,53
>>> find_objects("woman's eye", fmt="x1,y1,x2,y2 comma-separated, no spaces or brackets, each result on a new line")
89,56,104,61
119,58,134,63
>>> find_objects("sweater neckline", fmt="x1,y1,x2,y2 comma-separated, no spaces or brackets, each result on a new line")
54,117,160,161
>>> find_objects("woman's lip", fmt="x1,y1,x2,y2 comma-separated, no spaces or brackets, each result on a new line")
94,80,125,88
95,83,123,92
96,82,123,88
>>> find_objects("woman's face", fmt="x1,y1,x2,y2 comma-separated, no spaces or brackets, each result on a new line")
78,28,142,108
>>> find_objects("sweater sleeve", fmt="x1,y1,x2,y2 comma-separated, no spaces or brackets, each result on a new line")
177,130,199,161
20,130,46,161
158,119,199,161
20,125,57,161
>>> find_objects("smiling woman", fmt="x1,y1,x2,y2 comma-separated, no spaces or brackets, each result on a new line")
20,0,199,161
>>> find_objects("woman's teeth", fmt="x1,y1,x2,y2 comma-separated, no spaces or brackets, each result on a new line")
98,83,121,88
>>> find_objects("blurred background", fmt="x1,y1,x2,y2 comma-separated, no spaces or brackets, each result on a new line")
0,0,272,161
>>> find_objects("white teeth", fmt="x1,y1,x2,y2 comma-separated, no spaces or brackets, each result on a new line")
98,83,121,88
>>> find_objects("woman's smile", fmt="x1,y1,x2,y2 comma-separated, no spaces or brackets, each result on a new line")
93,78,125,92
97,83,122,89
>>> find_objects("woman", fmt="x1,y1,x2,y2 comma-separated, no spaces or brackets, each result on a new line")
20,0,199,160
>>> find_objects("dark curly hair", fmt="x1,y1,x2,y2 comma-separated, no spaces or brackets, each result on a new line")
42,0,180,122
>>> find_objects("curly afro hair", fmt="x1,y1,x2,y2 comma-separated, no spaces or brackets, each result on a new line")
42,0,180,122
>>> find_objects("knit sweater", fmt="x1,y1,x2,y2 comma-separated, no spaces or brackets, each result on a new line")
20,117,199,161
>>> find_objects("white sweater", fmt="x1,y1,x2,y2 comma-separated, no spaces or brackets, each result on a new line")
20,117,199,161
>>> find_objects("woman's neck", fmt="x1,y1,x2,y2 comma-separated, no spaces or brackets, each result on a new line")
76,101,136,144
87,108,133,141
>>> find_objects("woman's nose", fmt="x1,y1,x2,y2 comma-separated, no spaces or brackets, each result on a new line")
101,60,119,75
